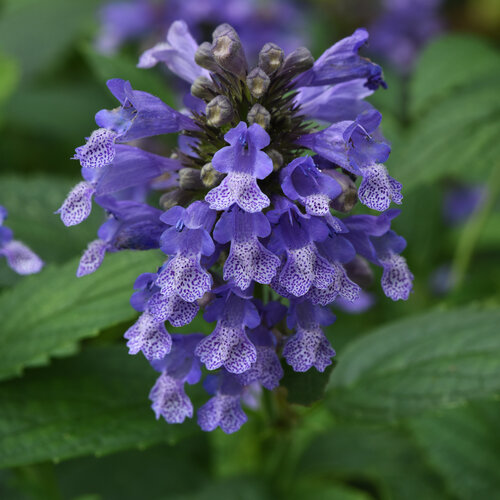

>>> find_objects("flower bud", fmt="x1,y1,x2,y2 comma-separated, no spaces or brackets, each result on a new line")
159,188,193,210
246,67,270,99
195,42,220,72
278,47,314,79
191,76,217,101
259,43,284,75
266,149,284,171
344,256,374,288
247,104,271,130
201,162,224,188
211,24,248,78
206,95,234,127
324,169,358,212
179,168,204,190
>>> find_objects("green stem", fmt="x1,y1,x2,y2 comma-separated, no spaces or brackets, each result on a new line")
451,163,500,289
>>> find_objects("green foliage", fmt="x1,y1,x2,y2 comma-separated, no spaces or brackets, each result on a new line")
0,251,161,381
327,308,500,421
298,424,448,499
408,401,500,500
0,346,197,469
281,363,334,406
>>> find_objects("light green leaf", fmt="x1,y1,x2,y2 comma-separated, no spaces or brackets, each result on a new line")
327,308,500,422
411,35,500,116
0,346,197,468
0,0,101,78
0,51,19,105
0,250,161,381
408,401,500,500
298,424,447,500
82,45,177,108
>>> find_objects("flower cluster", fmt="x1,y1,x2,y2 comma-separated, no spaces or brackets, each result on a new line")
61,20,413,433
97,0,305,57
0,206,43,275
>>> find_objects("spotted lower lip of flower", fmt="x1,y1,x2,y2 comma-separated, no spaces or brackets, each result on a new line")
62,20,412,433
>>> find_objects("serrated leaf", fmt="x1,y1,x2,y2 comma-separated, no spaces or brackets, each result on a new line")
411,35,500,116
327,308,500,422
407,401,500,500
281,363,334,406
0,346,197,468
0,250,161,381
298,424,447,500
82,45,177,108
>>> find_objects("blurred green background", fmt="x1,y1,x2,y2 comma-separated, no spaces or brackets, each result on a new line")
0,0,500,498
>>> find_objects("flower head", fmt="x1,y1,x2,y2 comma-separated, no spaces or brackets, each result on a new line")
62,21,412,432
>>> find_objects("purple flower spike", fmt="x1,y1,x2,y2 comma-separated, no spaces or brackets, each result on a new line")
213,207,280,290
62,20,412,432
73,129,117,169
205,122,273,213
195,290,258,373
150,373,193,423
138,20,209,83
1,241,44,275
124,312,172,361
283,301,336,372
57,182,95,227
198,394,247,434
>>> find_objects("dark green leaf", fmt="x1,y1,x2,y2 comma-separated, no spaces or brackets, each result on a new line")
408,401,500,500
0,250,161,381
0,346,197,468
298,424,448,500
327,307,500,421
281,363,334,406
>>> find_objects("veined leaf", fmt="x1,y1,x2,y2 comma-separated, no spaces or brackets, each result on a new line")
0,346,197,468
327,308,500,421
408,401,500,500
0,250,161,381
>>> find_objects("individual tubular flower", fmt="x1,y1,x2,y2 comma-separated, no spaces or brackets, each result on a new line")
205,122,273,213
283,300,336,372
62,20,412,433
213,206,280,290
149,334,203,423
0,206,43,275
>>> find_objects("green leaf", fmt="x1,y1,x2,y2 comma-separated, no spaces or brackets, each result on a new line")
411,35,500,116
82,45,177,108
0,0,101,78
298,424,447,500
0,51,19,105
408,401,500,500
290,479,371,500
0,346,197,468
0,250,161,381
327,307,500,422
281,363,334,406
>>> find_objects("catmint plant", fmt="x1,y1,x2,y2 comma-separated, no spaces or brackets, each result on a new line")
59,20,413,433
